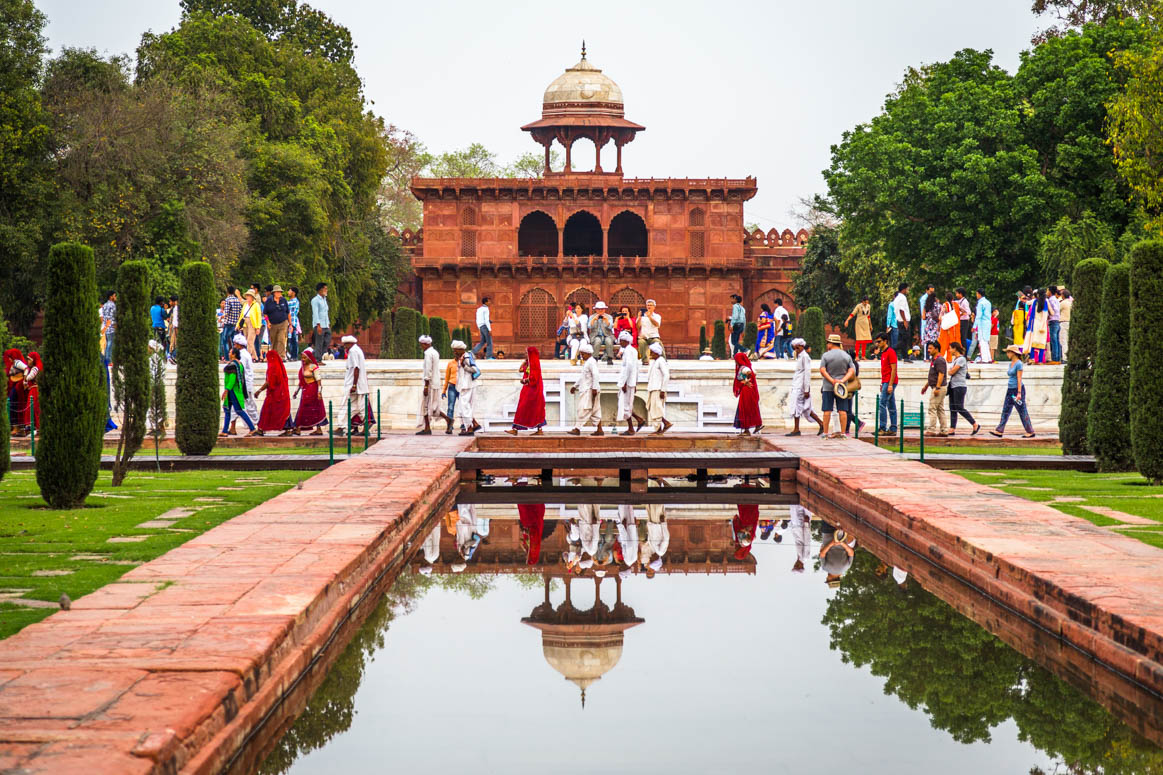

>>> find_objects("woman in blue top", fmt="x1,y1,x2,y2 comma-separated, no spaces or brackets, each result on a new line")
756,303,776,358
990,344,1035,438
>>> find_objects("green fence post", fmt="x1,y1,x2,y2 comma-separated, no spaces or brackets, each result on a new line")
29,398,35,457
919,401,925,462
364,395,370,450
899,398,905,455
376,390,381,441
854,392,860,439
328,401,334,466
346,398,352,457
874,393,880,445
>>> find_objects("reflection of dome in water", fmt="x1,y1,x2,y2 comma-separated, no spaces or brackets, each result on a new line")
541,633,627,696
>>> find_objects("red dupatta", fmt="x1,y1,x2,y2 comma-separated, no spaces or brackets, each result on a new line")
733,352,762,429
258,352,291,431
519,503,546,565
298,349,319,388
733,503,760,560
512,347,547,429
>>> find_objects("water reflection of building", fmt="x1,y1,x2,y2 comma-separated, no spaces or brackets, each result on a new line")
522,575,643,707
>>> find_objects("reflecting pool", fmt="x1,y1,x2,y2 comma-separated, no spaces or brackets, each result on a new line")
256,501,1163,775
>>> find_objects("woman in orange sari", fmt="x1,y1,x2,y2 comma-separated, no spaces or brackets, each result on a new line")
937,291,960,360
507,346,546,434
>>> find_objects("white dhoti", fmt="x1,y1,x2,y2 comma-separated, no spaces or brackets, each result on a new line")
575,390,601,428
617,386,637,421
244,394,259,425
647,389,665,425
344,392,370,428
455,385,475,428
421,524,441,564
790,389,813,419
417,385,442,427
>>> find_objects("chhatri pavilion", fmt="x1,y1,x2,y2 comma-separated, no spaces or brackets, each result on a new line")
402,46,807,355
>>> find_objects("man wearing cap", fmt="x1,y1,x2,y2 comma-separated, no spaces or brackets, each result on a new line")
646,342,672,434
341,335,373,434
263,285,290,361
588,302,615,364
453,340,481,436
416,335,442,435
819,334,855,438
788,338,823,436
636,299,662,366
616,331,644,435
569,343,602,436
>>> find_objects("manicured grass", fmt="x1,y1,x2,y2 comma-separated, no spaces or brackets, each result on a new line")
0,468,314,639
897,445,1063,456
958,469,1163,549
10,443,367,457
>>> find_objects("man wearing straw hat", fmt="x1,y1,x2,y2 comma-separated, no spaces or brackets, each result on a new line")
569,342,603,436
263,285,291,361
341,335,373,435
452,340,481,436
417,334,442,435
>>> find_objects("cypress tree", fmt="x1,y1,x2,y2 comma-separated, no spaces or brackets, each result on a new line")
1059,258,1109,454
391,307,418,358
699,324,708,354
110,261,150,486
430,317,451,357
378,309,393,358
744,321,758,352
175,262,219,456
1087,263,1133,472
148,343,167,469
36,242,104,509
801,307,826,357
1129,240,1163,483
0,351,7,481
711,320,727,359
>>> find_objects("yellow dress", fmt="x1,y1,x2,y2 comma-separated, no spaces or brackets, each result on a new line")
1011,307,1025,348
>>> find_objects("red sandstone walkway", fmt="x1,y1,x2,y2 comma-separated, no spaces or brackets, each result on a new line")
0,435,471,775
774,435,1163,707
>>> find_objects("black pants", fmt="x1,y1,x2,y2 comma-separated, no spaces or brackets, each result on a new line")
948,385,976,428
730,323,744,354
959,319,971,349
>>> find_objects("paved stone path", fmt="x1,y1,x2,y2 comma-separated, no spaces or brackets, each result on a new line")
0,435,470,775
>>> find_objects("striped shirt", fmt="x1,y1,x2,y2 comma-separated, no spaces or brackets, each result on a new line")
222,295,242,326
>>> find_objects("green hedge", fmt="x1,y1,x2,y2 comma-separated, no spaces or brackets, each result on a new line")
711,320,727,359
743,321,758,352
1087,263,1133,472
391,307,419,359
378,308,394,358
699,324,708,354
37,242,103,508
801,307,826,357
1130,240,1163,483
175,262,219,456
1059,258,1109,455
417,315,430,357
430,316,450,357
110,261,150,486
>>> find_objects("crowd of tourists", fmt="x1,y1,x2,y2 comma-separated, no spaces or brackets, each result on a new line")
545,297,664,365
215,283,317,364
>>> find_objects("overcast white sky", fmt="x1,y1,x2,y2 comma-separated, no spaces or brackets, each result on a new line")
37,0,1042,230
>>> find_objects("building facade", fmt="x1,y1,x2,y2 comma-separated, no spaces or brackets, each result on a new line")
400,48,807,356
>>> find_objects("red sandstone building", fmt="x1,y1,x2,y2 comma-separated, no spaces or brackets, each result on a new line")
399,48,807,356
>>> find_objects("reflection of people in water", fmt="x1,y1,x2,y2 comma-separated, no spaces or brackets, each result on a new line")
419,524,441,575
455,503,489,563
616,504,638,578
733,503,759,559
789,504,812,573
819,522,856,586
519,503,546,565
641,503,669,575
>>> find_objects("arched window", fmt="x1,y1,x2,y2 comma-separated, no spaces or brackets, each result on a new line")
518,211,558,257
517,288,558,341
607,211,648,257
460,207,477,226
690,231,705,258
689,207,705,227
460,230,476,257
563,211,603,257
609,286,646,312
566,287,599,313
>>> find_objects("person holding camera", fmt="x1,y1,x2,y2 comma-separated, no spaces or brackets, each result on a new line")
636,299,662,365
589,302,615,363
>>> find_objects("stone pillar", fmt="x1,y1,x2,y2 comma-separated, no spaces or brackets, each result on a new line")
615,142,623,175
594,134,603,174
602,229,607,258
565,140,572,174
544,143,552,175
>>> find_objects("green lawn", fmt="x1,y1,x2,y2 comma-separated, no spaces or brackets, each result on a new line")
958,469,1163,549
11,444,367,457
895,445,1063,456
0,468,314,638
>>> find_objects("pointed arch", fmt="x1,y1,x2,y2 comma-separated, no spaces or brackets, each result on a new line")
608,210,648,257
518,210,558,257
563,210,603,257
609,286,646,312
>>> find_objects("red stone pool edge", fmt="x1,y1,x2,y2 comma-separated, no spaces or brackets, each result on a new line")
1,433,1162,773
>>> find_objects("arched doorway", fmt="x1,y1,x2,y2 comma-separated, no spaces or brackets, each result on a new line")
563,211,602,257
607,211,647,257
566,287,599,313
518,211,558,257
517,288,558,343
609,286,646,313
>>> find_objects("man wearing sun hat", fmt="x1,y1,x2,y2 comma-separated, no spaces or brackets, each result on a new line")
341,334,372,434
818,333,855,439
588,301,615,363
263,285,291,361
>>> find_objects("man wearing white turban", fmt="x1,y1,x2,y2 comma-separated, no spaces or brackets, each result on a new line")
233,333,259,427
452,340,481,435
645,341,672,433
341,335,372,434
788,338,823,436
416,335,442,435
616,330,643,435
569,343,602,436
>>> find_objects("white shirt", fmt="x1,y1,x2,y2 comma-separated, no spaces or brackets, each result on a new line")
791,350,812,393
618,345,639,388
169,304,178,328
456,353,477,392
894,292,910,323
773,305,789,332
638,312,661,339
575,357,600,393
344,343,368,394
238,348,255,392
421,346,439,385
475,305,490,330
646,355,669,391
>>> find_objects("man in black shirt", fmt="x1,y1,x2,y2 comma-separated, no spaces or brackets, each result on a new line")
920,341,948,435
264,285,291,361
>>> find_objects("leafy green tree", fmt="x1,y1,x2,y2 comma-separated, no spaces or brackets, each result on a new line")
179,0,354,63
800,307,826,357
1059,258,1109,454
1129,240,1163,483
36,242,104,508
175,262,220,455
110,261,150,486
0,0,55,334
1109,14,1163,233
1037,212,1116,284
1031,0,1151,42
1087,263,1134,471
711,320,727,359
792,225,855,328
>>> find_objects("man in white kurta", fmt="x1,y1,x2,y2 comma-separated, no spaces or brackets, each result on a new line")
455,503,487,562
575,499,600,559
790,504,812,573
569,344,602,435
616,503,638,577
451,341,481,435
417,335,442,434
233,333,259,425
419,524,441,575
642,503,670,572
645,342,671,433
342,335,371,433
616,331,643,435
788,338,822,435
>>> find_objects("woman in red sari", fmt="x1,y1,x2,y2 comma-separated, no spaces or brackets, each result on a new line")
732,351,763,435
24,352,42,431
5,348,28,435
519,503,546,565
507,346,546,434
254,350,291,435
292,349,327,435
733,503,759,560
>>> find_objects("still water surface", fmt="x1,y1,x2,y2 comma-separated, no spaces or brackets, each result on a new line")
258,504,1163,774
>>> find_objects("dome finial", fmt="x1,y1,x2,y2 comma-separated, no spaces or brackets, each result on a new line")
580,687,586,709
581,40,586,59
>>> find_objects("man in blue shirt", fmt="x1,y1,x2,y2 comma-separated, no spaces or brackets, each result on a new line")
728,294,746,355
150,297,168,355
286,287,301,359
311,282,330,356
968,289,993,363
